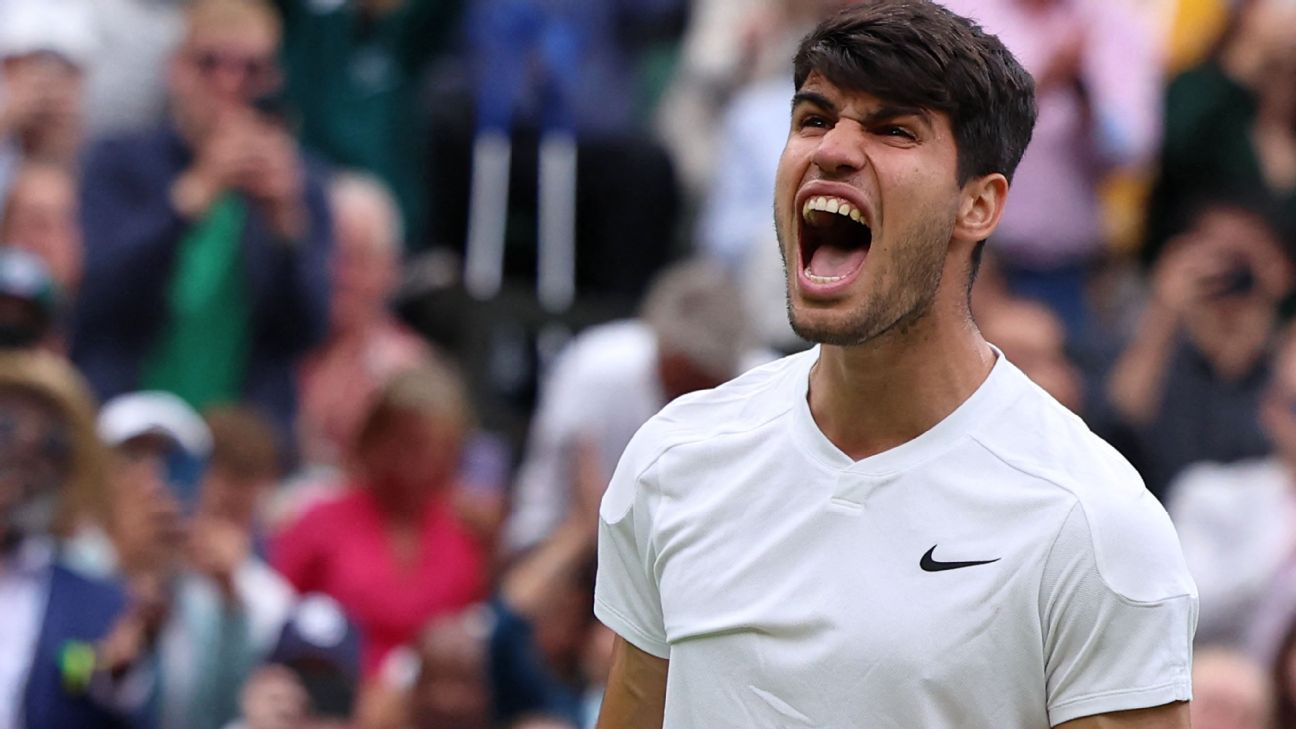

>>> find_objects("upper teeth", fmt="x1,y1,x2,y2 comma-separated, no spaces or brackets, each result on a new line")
803,196,865,224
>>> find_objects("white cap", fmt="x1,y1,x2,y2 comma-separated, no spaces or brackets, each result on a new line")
0,0,97,67
97,391,213,458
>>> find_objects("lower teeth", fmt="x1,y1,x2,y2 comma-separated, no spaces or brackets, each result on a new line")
804,267,846,284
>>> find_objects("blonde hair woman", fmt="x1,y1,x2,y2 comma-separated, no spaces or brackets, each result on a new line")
273,361,486,679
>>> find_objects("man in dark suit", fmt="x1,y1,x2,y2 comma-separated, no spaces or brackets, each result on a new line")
0,350,155,729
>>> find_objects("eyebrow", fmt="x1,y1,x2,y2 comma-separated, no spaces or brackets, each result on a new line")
791,92,933,130
791,91,836,113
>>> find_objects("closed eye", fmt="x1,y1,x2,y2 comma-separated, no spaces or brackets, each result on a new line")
877,125,916,141
796,114,831,131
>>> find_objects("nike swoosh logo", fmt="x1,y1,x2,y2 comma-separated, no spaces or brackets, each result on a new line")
920,545,1000,572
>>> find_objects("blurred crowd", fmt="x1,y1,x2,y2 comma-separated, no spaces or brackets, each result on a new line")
1,0,1296,728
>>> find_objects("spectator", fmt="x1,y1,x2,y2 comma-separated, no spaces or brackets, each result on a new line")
272,363,487,679
197,405,284,546
72,0,332,438
298,172,433,471
1146,0,1296,264
0,349,155,729
0,0,94,203
1,162,84,301
488,444,603,728
227,594,360,729
91,391,210,581
289,172,508,541
941,0,1165,336
81,396,301,729
1106,201,1294,498
503,259,768,553
1172,329,1296,654
155,405,296,729
1189,648,1272,729
376,445,602,729
977,297,1084,413
0,248,60,351
409,610,493,729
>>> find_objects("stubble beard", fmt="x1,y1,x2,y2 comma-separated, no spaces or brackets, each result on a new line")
778,212,951,347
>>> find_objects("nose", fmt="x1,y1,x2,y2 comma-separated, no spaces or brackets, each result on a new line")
811,120,868,178
209,65,252,103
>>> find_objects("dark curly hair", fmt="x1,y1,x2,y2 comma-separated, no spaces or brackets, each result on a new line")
793,0,1038,185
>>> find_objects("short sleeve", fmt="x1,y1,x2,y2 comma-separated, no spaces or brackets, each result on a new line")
594,447,670,659
1041,502,1197,726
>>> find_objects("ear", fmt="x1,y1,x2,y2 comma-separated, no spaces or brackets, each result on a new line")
954,173,1009,244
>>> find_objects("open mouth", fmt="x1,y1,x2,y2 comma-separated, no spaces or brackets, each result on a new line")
799,195,872,285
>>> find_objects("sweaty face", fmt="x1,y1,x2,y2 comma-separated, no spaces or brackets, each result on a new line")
774,73,964,346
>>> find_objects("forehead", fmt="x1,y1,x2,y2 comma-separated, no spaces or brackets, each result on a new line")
185,20,277,52
1197,208,1276,242
795,71,949,127
0,386,63,422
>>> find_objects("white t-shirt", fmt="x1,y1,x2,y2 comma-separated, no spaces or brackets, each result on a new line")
596,348,1197,728
1167,457,1296,653
506,321,672,552
506,320,773,552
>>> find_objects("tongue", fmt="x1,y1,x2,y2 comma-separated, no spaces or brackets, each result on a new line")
808,244,868,279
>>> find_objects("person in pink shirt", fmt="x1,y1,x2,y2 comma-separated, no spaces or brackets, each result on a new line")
273,362,487,678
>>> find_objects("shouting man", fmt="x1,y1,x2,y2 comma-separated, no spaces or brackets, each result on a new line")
593,2,1197,728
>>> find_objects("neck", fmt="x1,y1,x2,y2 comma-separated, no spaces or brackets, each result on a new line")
368,479,430,520
335,309,389,342
808,298,995,461
1220,40,1266,90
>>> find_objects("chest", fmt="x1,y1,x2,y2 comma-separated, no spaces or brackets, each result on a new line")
321,513,478,619
648,445,1067,709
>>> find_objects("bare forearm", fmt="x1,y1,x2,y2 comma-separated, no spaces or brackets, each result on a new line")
499,516,597,618
1106,301,1180,426
596,637,668,729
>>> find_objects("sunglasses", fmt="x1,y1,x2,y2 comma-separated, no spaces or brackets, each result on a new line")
0,411,70,466
187,49,278,89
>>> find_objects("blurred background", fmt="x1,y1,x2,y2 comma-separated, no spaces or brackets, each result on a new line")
1,0,1295,728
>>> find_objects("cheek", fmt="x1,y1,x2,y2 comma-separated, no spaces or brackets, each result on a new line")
774,144,807,207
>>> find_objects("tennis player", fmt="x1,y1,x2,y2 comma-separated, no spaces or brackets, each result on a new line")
593,1,1197,727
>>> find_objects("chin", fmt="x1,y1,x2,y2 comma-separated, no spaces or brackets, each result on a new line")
788,301,877,346
788,287,933,347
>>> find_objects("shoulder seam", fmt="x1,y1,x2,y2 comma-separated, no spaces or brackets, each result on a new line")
629,399,797,485
1065,506,1196,607
968,434,1077,497
625,355,805,484
971,439,1191,605
1038,500,1082,632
